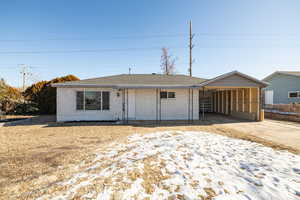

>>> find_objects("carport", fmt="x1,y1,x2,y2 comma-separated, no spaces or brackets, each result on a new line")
198,71,268,121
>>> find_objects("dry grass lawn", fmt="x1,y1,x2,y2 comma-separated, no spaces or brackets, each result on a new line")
0,115,299,199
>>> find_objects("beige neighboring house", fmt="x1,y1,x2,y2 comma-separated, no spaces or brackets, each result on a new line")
52,71,268,122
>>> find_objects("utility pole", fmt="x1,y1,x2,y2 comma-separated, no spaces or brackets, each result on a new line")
129,67,132,75
189,20,194,77
19,64,31,91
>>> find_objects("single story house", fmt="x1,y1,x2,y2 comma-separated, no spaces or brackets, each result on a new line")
263,71,300,105
52,71,268,122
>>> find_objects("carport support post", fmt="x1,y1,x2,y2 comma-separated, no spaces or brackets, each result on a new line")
225,90,228,115
230,90,233,113
242,89,245,112
217,91,220,113
214,92,217,112
257,88,260,121
236,89,239,112
249,88,252,113
222,91,225,114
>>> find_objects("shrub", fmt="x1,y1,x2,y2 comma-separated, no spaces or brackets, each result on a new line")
24,75,79,114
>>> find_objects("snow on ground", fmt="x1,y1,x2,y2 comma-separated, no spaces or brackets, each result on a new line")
36,131,300,200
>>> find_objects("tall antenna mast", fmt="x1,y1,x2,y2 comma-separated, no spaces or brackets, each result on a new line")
189,20,194,77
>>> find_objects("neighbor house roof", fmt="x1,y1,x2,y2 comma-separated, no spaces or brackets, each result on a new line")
263,71,300,81
52,74,207,88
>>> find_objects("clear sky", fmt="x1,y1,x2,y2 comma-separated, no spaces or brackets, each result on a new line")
0,0,300,87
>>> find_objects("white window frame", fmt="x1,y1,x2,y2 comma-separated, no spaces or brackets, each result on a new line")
76,90,110,111
288,91,300,98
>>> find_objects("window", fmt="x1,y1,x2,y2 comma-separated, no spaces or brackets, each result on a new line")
160,91,175,99
85,91,101,110
76,91,110,110
76,91,84,110
160,91,168,99
102,91,110,110
168,92,175,98
288,91,300,98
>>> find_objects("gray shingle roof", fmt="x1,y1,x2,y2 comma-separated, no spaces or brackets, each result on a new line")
279,71,300,75
263,71,300,81
53,74,207,88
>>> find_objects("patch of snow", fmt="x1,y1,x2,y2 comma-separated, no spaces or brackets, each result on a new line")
36,131,300,200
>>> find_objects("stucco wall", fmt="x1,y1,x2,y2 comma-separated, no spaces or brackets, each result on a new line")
56,87,122,122
57,88,199,122
264,74,300,104
160,89,199,120
134,88,199,120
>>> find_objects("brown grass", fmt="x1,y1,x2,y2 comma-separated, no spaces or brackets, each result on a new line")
0,115,299,199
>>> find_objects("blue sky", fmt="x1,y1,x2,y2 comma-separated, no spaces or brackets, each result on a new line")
1,0,300,87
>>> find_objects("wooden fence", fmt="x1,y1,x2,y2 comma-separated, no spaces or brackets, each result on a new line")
264,103,300,114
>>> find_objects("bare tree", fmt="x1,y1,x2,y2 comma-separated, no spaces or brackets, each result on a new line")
160,48,176,75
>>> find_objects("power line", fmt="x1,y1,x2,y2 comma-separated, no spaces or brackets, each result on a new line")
0,33,299,42
0,34,187,42
0,46,186,55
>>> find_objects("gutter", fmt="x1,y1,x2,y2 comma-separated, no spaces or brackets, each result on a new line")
51,83,202,89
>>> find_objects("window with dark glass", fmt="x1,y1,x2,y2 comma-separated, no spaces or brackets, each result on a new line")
102,91,110,110
85,91,101,110
160,91,175,99
76,91,110,111
168,92,175,98
289,92,299,98
160,91,168,99
76,91,84,110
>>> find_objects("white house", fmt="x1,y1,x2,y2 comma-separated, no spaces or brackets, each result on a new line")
52,71,268,122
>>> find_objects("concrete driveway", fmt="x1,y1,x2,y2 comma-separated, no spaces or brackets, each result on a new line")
219,118,300,153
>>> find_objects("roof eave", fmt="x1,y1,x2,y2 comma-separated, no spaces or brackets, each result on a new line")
263,71,300,81
52,83,201,89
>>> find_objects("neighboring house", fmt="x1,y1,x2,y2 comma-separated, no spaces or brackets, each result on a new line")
263,71,300,105
52,71,268,122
